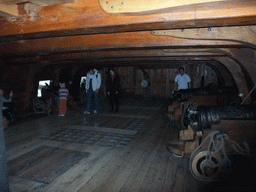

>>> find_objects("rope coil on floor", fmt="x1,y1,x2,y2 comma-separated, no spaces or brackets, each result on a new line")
189,130,250,181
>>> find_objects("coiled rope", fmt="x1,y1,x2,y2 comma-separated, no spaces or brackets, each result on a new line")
189,130,250,181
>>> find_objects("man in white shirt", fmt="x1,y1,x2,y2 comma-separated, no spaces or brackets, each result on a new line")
174,67,191,91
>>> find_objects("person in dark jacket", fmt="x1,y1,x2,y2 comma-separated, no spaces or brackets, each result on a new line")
107,68,121,112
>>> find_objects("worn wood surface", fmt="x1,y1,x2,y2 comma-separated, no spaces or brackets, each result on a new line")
5,97,255,191
4,98,194,191
1,0,255,40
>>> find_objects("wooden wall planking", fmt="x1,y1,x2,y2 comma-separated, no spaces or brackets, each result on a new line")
115,64,218,98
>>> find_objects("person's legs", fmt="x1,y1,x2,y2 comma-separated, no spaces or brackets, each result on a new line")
63,99,67,116
114,94,119,112
94,91,99,112
109,94,114,112
85,89,92,113
59,99,64,115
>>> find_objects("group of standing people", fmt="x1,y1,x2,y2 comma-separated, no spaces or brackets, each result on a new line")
58,68,121,117
68,66,189,116
2,67,189,119
82,68,121,115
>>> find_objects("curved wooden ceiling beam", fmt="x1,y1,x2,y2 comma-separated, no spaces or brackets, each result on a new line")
208,61,235,87
214,56,250,103
0,0,255,42
221,48,256,86
152,25,256,49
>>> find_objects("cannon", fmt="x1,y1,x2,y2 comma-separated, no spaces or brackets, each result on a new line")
167,104,256,181
167,85,240,127
187,105,256,129
33,85,77,114
172,84,238,102
33,85,58,115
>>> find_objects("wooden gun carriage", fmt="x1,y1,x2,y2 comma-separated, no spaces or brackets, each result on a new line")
33,85,58,115
167,104,256,181
33,85,77,115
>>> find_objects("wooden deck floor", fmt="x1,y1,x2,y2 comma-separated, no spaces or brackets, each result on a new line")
4,97,256,192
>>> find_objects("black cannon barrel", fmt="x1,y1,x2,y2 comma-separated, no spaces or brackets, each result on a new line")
196,105,256,128
173,86,238,102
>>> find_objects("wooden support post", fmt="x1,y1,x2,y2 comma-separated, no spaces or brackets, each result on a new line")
0,99,10,192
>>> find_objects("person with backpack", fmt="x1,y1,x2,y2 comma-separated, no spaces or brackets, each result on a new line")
84,69,102,114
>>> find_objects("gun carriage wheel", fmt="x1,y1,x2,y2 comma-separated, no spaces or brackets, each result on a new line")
189,150,224,181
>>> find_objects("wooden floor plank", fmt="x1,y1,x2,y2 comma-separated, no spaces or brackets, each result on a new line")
140,142,171,192
7,139,48,161
9,176,48,192
98,113,151,119
44,147,114,192
118,144,160,192
162,154,190,192
78,142,148,192
19,147,89,183
181,158,198,192
68,125,138,135
8,146,58,177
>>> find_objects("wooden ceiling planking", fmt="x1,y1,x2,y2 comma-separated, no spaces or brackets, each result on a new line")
0,0,255,42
